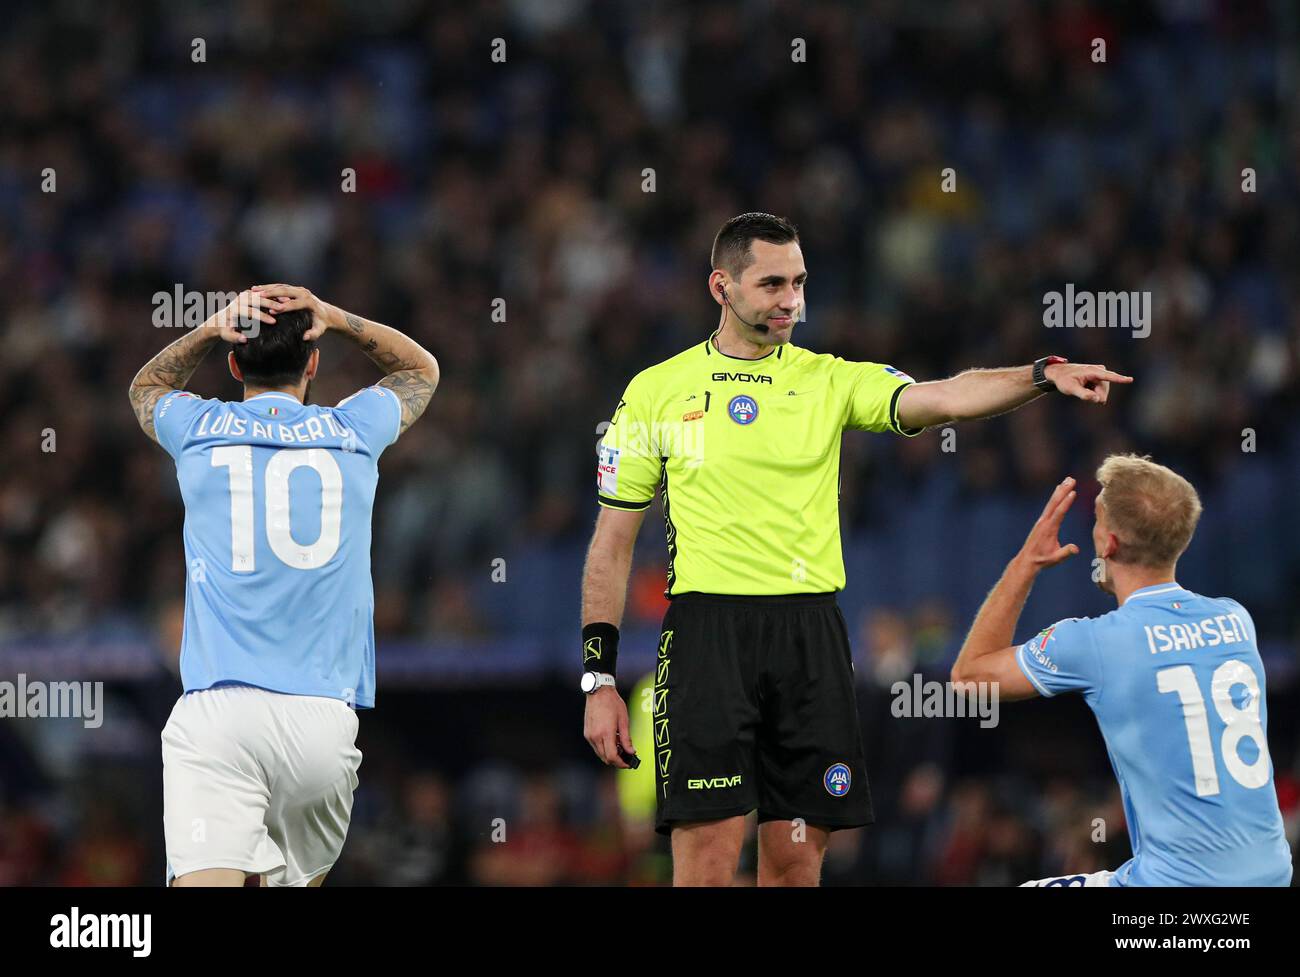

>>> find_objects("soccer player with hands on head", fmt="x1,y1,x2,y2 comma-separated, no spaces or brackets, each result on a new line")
130,285,437,887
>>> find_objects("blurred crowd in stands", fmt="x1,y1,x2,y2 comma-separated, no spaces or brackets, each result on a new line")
0,0,1297,882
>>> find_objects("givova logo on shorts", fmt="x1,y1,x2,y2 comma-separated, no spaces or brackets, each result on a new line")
824,762,851,796
688,775,742,789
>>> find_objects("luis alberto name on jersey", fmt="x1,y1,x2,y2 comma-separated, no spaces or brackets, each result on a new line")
155,386,402,710
1016,583,1292,887
596,338,922,596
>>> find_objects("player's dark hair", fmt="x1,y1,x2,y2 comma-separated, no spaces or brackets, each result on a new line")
231,307,316,388
710,212,800,279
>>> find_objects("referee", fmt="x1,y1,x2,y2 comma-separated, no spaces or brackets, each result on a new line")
580,213,1131,886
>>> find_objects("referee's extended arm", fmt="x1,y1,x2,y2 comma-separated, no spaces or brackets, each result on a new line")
581,506,647,768
896,361,1133,428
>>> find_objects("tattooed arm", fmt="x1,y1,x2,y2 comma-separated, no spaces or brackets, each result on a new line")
335,309,439,435
129,289,274,443
253,284,439,437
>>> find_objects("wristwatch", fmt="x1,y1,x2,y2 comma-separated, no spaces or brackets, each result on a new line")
580,671,617,694
1032,355,1068,393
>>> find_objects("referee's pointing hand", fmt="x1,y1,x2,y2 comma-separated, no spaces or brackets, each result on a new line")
1045,362,1133,404
584,685,635,769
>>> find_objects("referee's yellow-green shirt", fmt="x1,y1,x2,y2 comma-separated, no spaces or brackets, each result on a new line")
596,337,924,596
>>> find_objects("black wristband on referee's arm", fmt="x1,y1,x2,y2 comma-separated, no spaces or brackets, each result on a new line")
582,622,620,678
1032,355,1068,393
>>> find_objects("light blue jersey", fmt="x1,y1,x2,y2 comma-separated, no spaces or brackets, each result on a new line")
154,387,402,709
1017,583,1292,886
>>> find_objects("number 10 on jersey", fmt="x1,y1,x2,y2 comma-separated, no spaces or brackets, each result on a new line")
211,446,343,571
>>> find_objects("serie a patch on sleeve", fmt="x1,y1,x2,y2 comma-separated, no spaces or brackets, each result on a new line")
1024,626,1061,674
883,365,915,383
597,443,620,495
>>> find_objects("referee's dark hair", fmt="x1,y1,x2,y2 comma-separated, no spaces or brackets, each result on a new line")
710,212,800,280
231,307,316,387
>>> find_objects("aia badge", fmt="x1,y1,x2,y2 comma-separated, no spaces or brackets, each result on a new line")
824,762,851,797
728,394,758,425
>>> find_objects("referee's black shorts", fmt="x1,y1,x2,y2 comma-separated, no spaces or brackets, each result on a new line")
652,592,873,836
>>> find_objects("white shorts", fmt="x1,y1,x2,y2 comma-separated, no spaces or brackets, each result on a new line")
162,684,362,887
1020,870,1114,887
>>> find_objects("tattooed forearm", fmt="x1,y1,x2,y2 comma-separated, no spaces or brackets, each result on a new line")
329,305,438,435
333,307,439,433
369,347,410,372
377,369,436,435
137,325,220,388
129,324,220,442
129,384,172,442
337,311,430,375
